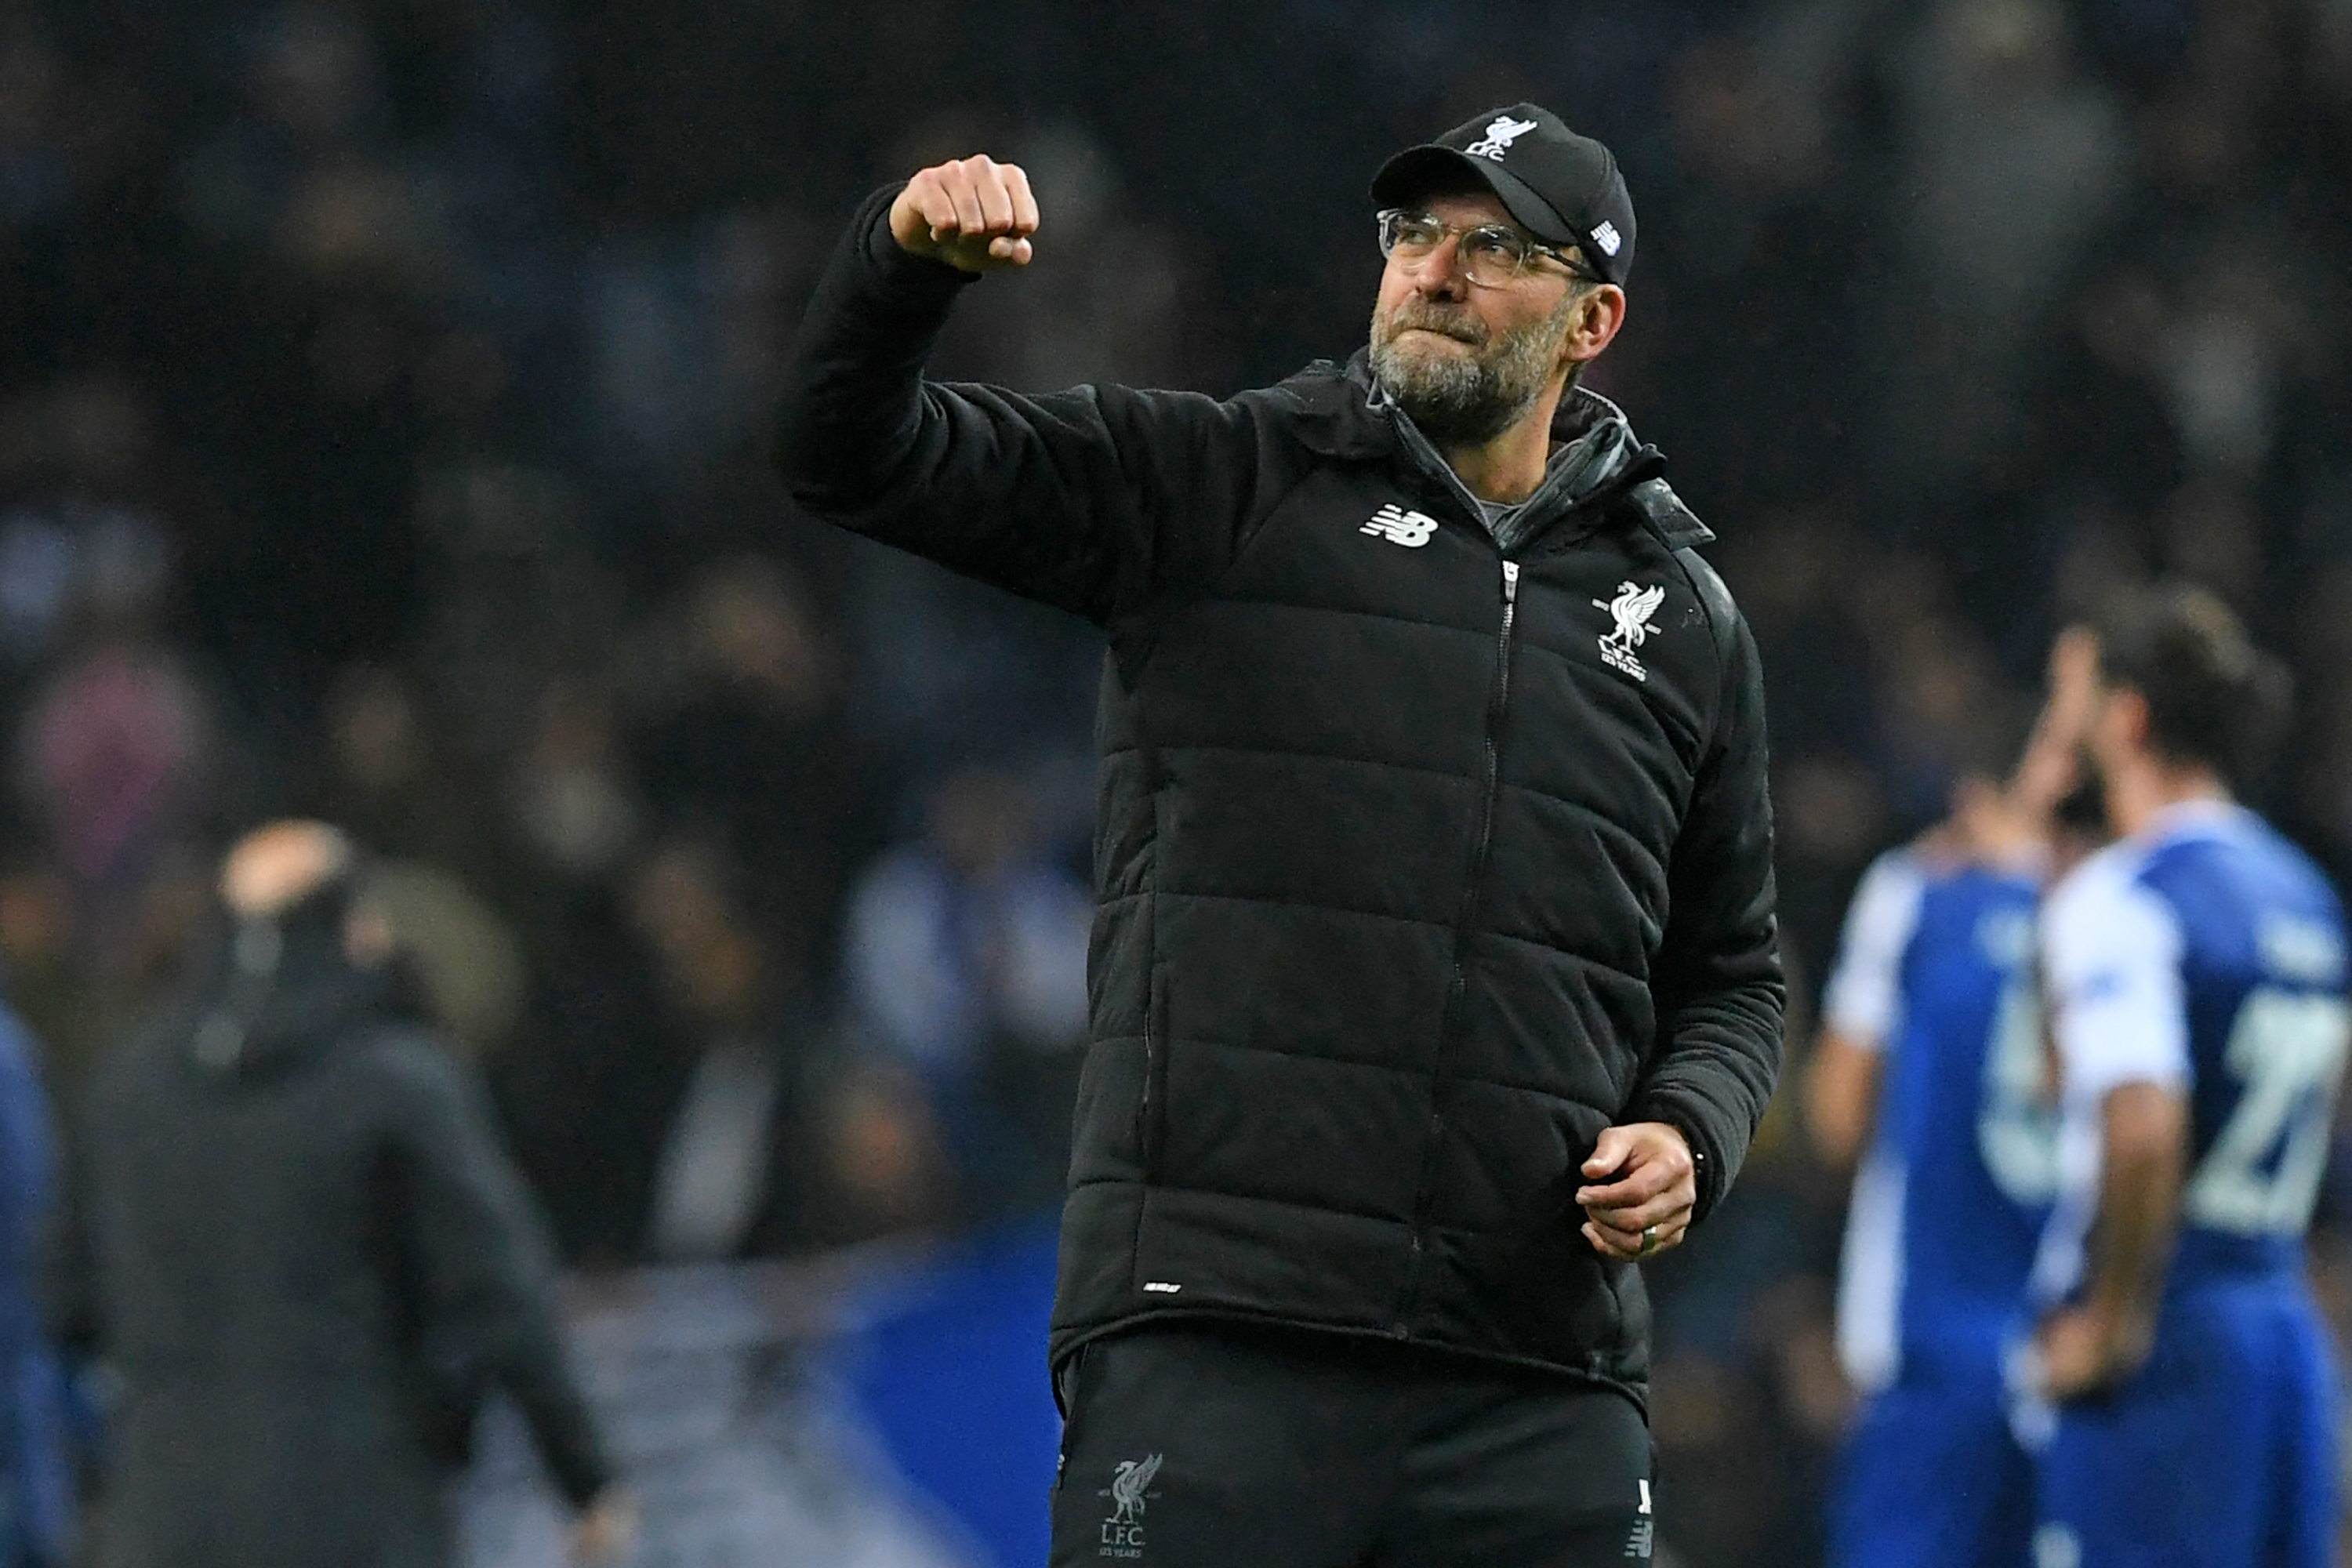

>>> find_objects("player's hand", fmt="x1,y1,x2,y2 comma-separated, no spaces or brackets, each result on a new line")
2047,625,2100,725
2009,624,2100,818
1576,1122,1697,1262
889,155,1040,273
2035,1303,2154,1399
569,1484,640,1564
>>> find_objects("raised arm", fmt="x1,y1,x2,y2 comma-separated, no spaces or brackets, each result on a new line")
775,157,1268,626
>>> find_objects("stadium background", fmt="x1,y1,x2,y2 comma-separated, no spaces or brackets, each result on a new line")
3,0,2351,1563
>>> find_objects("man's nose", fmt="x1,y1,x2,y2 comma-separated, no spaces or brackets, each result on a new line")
1405,238,1472,298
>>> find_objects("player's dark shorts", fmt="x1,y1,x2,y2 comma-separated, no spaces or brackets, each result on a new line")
1048,1321,1654,1568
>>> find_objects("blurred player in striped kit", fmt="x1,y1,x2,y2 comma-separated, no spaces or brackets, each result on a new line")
2020,586,2343,1568
1811,631,2102,1568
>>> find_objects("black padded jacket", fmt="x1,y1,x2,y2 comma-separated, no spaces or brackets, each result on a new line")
778,187,1784,1404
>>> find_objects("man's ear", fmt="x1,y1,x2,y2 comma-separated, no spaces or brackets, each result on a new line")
1562,284,1628,374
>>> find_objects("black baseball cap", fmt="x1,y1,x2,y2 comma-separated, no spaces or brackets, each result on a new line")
1370,103,1637,285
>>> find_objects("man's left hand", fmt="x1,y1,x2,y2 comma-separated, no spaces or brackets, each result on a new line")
1577,1122,1696,1261
2034,1303,2154,1400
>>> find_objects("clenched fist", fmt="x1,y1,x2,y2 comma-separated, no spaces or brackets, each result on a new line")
889,154,1040,273
1575,1121,1697,1262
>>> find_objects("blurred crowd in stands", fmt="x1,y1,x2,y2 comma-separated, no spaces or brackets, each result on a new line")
0,0,2348,1561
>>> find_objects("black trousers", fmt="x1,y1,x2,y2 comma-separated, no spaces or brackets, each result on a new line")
1049,1323,1655,1568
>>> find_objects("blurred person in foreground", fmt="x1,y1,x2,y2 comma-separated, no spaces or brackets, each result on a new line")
777,103,1783,1566
44,821,633,1568
2021,586,2343,1567
1806,632,2100,1568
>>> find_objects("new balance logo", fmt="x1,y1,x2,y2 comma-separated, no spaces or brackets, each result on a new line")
1623,1478,1655,1556
1465,115,1540,160
1592,220,1623,257
1362,504,1438,547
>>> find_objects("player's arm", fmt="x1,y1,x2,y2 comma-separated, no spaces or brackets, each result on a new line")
2041,1081,2183,1396
2034,869,2189,1398
1943,626,2100,869
1587,586,1781,1261
2004,626,2099,826
775,158,1264,624
1804,1030,1882,1173
1802,848,1926,1171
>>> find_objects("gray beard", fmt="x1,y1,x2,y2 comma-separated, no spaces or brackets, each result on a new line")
1367,295,1573,446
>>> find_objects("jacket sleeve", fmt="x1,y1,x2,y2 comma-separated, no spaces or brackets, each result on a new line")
376,1036,615,1509
774,185,1266,624
1626,559,1785,1224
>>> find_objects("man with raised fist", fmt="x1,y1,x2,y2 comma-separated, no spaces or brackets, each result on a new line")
777,104,1782,1567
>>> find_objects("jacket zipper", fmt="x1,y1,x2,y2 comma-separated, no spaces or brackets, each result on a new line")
1394,555,1520,1334
1139,961,1169,1180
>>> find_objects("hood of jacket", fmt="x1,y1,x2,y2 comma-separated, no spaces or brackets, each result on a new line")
187,914,400,1078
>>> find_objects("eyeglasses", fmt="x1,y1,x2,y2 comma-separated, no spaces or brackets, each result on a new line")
1376,209,1599,289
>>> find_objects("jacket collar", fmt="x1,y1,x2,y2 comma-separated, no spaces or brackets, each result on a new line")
1271,354,1712,550
186,920,401,1076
